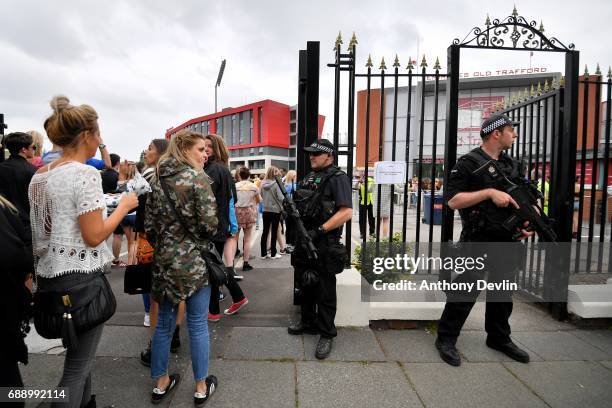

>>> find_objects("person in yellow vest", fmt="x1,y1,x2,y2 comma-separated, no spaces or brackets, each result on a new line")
358,174,375,239
531,169,549,215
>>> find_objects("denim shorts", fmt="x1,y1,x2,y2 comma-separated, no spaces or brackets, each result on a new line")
121,213,136,227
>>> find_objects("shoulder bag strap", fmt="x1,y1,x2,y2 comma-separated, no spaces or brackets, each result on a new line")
157,172,223,264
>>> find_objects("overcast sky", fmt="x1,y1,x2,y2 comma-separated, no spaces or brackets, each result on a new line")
1,0,610,160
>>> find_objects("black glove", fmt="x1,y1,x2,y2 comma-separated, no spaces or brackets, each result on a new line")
307,226,325,242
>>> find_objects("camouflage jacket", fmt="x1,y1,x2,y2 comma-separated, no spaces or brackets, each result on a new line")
145,156,218,304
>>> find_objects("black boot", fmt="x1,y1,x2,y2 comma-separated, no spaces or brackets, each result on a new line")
315,337,333,359
171,326,181,353
435,338,461,366
288,321,318,335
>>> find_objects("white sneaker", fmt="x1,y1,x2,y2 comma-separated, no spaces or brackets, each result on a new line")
271,254,282,259
260,255,269,260
143,313,150,327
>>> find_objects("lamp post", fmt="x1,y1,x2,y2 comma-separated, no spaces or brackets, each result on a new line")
215,59,226,113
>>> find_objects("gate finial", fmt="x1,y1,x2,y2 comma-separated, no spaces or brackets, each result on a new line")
551,77,558,90
560,76,565,87
393,54,400,68
536,82,542,95
420,55,428,69
539,21,545,33
406,56,414,71
512,5,518,18
379,57,387,70
530,84,535,98
433,57,441,71
595,63,601,76
485,14,491,26
366,54,373,68
544,79,549,92
348,32,358,53
334,31,343,51
583,65,589,80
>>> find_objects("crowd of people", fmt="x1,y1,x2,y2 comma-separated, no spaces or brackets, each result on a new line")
0,95,304,407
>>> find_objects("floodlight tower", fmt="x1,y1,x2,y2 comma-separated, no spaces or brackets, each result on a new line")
215,59,226,113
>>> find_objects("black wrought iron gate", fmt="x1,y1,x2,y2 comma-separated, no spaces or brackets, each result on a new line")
303,7,606,319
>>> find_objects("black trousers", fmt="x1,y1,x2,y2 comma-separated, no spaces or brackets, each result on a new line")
209,240,245,315
261,212,281,257
298,267,338,338
359,203,375,238
437,243,518,345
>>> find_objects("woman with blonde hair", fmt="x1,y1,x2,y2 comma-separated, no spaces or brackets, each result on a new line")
145,129,219,405
283,170,297,249
204,133,248,321
260,165,285,259
29,95,139,408
27,130,45,169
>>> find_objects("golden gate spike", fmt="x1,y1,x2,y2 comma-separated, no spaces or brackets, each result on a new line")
406,56,414,71
420,55,428,69
595,63,601,76
393,54,400,68
433,57,441,71
334,31,343,51
366,54,373,68
379,57,387,71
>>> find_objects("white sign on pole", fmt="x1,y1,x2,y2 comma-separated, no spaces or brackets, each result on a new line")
373,161,406,184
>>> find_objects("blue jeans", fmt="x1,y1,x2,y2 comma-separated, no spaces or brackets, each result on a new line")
151,285,211,381
142,293,151,313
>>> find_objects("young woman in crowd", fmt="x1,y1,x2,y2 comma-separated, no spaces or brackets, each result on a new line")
29,95,138,408
260,166,285,259
27,130,45,169
204,134,248,320
283,170,297,250
0,195,34,399
145,130,218,405
234,165,261,271
134,138,186,367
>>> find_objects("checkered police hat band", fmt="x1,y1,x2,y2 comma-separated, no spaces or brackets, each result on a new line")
309,143,333,153
482,118,510,135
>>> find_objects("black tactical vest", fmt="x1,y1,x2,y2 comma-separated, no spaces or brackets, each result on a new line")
294,165,345,235
458,148,525,241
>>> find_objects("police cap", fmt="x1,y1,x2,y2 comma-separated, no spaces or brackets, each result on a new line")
303,139,335,154
480,114,520,138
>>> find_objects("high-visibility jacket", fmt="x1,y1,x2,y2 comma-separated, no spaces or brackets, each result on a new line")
537,180,549,215
359,177,374,205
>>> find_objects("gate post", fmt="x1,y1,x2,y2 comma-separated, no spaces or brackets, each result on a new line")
296,42,320,180
441,45,460,242
547,50,580,319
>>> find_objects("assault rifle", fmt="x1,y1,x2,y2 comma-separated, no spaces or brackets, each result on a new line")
274,177,318,260
474,160,557,242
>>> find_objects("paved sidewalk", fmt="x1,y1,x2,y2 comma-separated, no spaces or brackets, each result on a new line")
22,232,612,407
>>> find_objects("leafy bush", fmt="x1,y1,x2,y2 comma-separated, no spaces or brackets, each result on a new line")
353,233,416,284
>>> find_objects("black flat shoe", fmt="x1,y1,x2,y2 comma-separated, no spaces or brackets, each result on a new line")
151,374,180,404
486,339,530,363
435,339,461,366
194,375,218,406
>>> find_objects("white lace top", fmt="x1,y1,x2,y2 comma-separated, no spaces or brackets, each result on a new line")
29,162,113,277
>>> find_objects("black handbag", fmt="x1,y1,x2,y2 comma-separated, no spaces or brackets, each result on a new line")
159,174,228,286
123,263,152,294
33,271,116,349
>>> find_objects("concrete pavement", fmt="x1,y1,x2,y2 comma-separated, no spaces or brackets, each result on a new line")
22,228,612,407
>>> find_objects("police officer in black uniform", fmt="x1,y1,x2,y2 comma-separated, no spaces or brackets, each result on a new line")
435,114,533,366
287,139,353,359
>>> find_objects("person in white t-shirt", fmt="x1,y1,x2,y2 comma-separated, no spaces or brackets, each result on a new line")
29,95,138,408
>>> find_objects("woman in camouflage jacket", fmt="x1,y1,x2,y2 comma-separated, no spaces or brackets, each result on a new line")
145,130,220,404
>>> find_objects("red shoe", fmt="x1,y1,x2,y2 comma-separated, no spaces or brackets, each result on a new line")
224,298,249,315
208,313,222,322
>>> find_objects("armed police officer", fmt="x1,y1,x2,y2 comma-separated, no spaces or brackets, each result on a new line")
435,114,534,366
287,139,352,359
